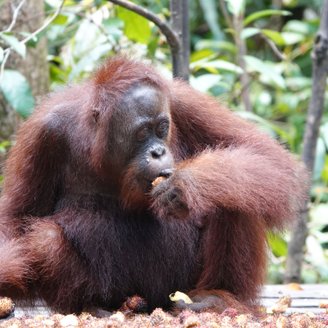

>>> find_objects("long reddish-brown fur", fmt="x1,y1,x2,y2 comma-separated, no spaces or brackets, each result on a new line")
0,57,308,314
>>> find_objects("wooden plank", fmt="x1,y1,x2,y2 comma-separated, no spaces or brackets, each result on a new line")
10,300,52,318
261,284,328,314
284,308,326,314
3,284,328,318
261,284,328,298
262,298,326,307
13,307,51,318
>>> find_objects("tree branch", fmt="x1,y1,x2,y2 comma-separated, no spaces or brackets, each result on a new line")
107,0,180,53
0,0,65,79
20,0,65,46
4,0,27,33
285,0,328,283
219,0,233,29
260,34,286,60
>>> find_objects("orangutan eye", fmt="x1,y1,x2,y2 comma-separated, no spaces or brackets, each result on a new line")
136,126,150,142
156,120,169,139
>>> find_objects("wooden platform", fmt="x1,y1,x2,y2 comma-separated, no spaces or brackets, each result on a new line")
262,284,328,314
5,284,328,318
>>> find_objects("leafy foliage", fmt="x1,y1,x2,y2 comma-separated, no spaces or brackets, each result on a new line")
117,7,151,44
0,70,34,118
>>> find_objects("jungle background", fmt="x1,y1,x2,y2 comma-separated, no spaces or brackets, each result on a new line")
0,0,327,285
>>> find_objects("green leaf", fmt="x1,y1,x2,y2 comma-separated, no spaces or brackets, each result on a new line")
244,9,291,26
283,20,313,35
195,40,237,54
52,14,68,25
103,18,124,42
267,233,288,257
190,49,215,62
190,74,222,93
0,140,10,153
313,138,326,181
322,156,328,184
281,32,305,45
225,0,245,16
147,35,160,57
191,59,243,74
0,47,3,63
70,43,112,80
117,7,151,44
236,111,287,138
261,29,285,46
0,69,35,117
285,77,311,90
0,32,26,57
19,32,40,48
199,0,223,40
241,27,260,39
244,55,286,89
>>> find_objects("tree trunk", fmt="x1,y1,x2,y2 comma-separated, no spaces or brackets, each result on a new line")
284,0,328,283
170,0,190,81
0,0,49,141
233,12,252,112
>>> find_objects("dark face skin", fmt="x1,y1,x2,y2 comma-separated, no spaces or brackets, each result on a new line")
108,84,174,192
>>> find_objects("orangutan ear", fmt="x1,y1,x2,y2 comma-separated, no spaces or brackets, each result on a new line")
92,109,100,123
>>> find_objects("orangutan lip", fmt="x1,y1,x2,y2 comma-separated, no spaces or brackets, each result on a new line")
158,168,174,178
